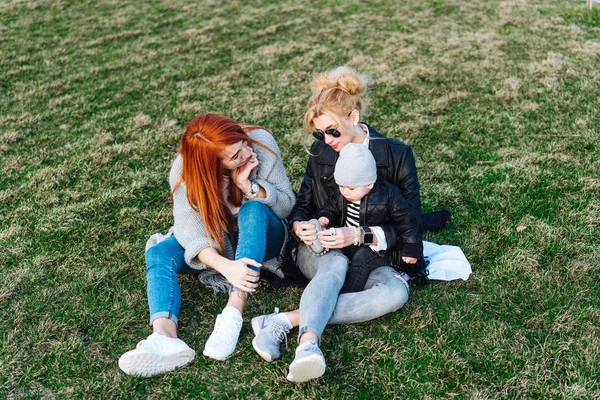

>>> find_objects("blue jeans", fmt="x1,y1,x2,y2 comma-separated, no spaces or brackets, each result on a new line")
145,201,284,326
297,244,410,344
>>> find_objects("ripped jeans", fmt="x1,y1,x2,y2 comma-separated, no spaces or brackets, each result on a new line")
297,244,409,344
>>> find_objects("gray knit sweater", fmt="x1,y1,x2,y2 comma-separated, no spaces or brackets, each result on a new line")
147,129,295,290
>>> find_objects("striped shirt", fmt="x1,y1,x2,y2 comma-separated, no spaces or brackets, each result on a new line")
345,201,361,227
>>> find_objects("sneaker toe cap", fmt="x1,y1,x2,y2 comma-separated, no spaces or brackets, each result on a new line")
252,336,280,362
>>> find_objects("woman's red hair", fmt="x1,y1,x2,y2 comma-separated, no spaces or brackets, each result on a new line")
172,113,275,252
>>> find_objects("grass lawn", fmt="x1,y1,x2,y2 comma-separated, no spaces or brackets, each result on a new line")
1,0,599,398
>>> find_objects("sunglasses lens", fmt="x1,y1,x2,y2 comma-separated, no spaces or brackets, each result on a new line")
326,129,341,138
313,129,341,140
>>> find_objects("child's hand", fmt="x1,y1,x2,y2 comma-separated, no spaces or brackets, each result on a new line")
318,216,329,227
402,257,417,264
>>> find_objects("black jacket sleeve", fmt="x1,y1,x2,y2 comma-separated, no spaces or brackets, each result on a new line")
389,190,422,258
317,195,341,226
393,145,422,223
388,144,423,253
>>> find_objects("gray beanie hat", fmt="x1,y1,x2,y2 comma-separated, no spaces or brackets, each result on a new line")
334,143,377,186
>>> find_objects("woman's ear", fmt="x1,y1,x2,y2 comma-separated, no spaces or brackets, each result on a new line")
367,183,374,190
350,109,360,126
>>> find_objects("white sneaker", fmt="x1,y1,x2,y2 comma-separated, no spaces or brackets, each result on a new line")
286,340,326,382
203,306,243,360
251,308,292,362
118,332,195,378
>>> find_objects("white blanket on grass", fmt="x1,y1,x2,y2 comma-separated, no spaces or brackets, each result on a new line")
421,241,472,281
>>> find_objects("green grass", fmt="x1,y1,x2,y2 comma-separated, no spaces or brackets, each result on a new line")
1,0,599,398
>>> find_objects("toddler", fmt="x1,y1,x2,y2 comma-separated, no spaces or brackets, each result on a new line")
315,143,422,292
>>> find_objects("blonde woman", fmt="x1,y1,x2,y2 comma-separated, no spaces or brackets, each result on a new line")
251,67,427,382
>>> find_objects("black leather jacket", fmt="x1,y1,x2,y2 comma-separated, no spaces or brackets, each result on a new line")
317,178,421,259
288,123,423,263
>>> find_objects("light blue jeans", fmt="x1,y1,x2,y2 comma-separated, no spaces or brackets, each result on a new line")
297,244,410,344
145,201,284,326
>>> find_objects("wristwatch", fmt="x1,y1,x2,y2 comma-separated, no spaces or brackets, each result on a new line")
244,181,259,199
362,226,374,245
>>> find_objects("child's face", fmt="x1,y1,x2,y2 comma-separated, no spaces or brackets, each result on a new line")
338,183,374,202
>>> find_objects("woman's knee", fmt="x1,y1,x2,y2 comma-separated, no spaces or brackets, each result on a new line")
367,268,410,313
386,281,409,312
145,237,185,273
238,200,269,218
313,251,348,283
297,247,348,281
319,251,349,275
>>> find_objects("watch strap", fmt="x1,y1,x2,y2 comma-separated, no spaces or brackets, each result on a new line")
362,226,374,245
244,181,259,199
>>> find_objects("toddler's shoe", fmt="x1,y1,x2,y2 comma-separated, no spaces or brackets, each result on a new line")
118,332,195,378
203,306,243,360
307,218,328,255
251,308,292,362
286,340,326,382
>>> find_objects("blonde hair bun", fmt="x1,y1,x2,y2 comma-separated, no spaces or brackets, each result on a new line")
312,66,368,96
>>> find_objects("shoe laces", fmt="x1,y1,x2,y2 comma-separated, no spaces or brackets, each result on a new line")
268,321,289,349
211,315,242,344
135,333,166,350
299,340,319,354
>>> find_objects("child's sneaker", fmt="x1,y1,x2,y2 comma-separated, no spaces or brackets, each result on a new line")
286,340,326,382
118,332,195,377
251,308,292,362
203,306,243,360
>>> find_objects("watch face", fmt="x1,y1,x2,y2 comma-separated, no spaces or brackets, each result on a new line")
251,182,259,194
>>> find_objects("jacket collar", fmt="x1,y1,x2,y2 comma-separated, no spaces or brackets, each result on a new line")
315,122,390,168
365,123,390,168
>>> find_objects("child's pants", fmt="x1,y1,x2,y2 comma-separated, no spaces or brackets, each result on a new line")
342,246,390,293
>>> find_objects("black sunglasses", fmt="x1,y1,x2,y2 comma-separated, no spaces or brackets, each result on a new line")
312,128,342,141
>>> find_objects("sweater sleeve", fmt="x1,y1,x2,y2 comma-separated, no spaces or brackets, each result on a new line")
169,155,216,270
248,129,296,219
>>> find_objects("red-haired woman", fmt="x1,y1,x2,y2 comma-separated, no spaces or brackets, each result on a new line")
118,113,295,377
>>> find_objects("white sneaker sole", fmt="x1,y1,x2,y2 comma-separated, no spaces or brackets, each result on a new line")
286,353,326,382
118,349,196,378
202,347,233,361
251,336,275,362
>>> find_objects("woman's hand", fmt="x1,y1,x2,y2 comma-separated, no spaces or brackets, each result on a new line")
292,220,320,245
402,257,417,264
318,226,355,249
217,258,261,293
231,149,258,193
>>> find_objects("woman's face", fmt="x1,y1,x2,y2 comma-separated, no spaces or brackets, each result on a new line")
312,113,362,153
221,140,253,170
